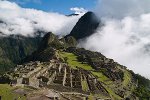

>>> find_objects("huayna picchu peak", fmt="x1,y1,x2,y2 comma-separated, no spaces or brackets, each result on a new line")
0,32,149,100
65,12,102,40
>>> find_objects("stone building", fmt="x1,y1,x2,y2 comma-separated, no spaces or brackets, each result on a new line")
16,77,40,88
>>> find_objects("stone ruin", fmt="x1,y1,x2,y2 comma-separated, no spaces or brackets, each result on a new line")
11,60,110,98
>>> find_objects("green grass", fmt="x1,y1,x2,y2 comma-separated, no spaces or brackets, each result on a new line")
123,70,131,87
88,93,94,100
123,70,137,98
81,80,89,92
0,84,26,100
104,85,122,100
91,71,123,99
59,51,130,99
60,52,93,70
92,71,112,85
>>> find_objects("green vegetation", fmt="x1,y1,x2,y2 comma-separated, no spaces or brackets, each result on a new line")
60,51,122,99
81,80,89,91
92,71,112,84
0,32,149,99
65,36,77,47
123,70,131,87
104,85,122,100
88,93,95,100
133,74,150,97
91,71,122,99
60,52,93,70
0,35,41,73
134,86,150,97
0,84,26,100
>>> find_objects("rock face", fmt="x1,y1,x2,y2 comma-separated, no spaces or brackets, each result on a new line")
39,32,77,50
38,32,59,50
65,12,101,40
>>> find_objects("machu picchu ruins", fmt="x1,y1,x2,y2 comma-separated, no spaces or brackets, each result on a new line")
0,32,147,100
10,60,111,100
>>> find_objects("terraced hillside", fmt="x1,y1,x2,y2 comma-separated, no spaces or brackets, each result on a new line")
9,61,111,99
0,32,150,100
6,49,137,99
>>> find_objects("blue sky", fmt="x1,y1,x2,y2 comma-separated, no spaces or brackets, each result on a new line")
10,0,97,14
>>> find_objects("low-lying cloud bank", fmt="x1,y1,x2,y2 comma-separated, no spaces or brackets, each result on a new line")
0,0,81,36
95,0,150,18
79,0,150,79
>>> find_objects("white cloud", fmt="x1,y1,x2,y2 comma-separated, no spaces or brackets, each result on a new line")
95,0,150,18
70,7,87,14
79,0,150,79
0,0,81,36
7,0,42,4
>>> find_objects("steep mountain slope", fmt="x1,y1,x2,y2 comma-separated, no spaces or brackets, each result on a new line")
1,33,148,100
65,12,102,40
0,35,41,73
23,32,77,62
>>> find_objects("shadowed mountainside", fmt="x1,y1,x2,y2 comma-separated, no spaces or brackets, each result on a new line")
65,12,102,40
0,34,41,73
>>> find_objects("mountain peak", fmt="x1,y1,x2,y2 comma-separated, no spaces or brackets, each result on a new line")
65,11,102,40
39,32,57,50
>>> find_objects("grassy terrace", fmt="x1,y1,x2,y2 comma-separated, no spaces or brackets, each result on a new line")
123,70,136,98
81,80,89,92
104,85,122,100
123,70,131,87
0,84,26,100
91,71,122,99
91,71,112,84
59,51,135,99
60,52,93,70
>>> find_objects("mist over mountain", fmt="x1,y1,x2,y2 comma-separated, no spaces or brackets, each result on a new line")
0,0,81,37
65,12,101,40
79,0,150,79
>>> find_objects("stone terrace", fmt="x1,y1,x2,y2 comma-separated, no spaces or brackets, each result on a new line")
12,61,109,98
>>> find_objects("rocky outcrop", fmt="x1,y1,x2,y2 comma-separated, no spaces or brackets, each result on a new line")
23,33,77,62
